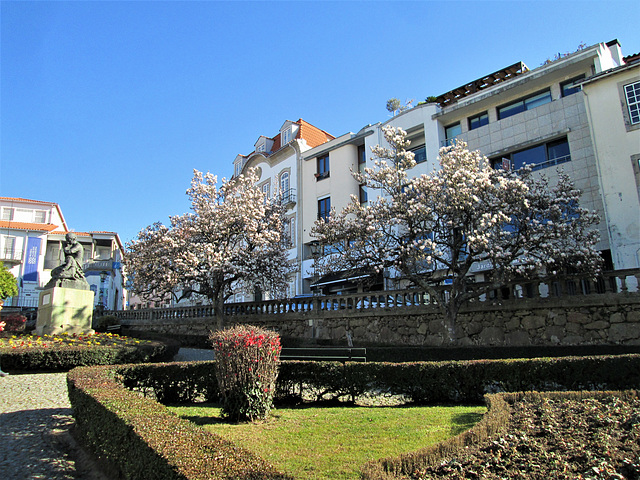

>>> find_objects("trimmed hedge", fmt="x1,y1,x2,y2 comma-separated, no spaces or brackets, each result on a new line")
0,341,178,372
69,355,640,479
67,364,292,480
360,389,640,479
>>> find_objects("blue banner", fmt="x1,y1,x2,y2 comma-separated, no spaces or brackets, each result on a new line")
23,237,41,283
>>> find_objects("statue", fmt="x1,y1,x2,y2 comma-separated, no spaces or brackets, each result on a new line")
45,233,90,290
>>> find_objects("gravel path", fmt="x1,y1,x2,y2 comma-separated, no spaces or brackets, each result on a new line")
0,349,212,479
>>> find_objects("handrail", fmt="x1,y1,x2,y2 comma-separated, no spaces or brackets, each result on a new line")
111,269,640,321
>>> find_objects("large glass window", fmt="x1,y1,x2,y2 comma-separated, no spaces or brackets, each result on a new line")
444,123,461,146
492,137,571,171
498,89,552,120
318,197,331,221
561,75,585,97
262,183,270,204
280,172,290,195
282,128,292,145
410,145,427,164
317,154,330,179
625,81,640,125
468,112,489,130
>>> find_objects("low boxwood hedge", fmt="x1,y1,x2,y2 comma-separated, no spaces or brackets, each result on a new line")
68,354,640,479
1,340,178,372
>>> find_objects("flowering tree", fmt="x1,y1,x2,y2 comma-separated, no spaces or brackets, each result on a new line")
125,169,292,326
312,126,602,341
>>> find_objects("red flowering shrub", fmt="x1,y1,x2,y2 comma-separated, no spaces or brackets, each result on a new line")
1,314,26,332
209,324,281,422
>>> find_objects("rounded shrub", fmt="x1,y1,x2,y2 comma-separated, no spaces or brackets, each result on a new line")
209,324,281,422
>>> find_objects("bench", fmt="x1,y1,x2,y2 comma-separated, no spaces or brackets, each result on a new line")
280,347,366,362
105,324,122,334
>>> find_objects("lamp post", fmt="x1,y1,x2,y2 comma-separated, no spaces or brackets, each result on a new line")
309,242,321,296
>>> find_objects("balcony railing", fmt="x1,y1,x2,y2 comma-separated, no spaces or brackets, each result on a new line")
111,268,640,321
0,249,22,261
277,189,296,207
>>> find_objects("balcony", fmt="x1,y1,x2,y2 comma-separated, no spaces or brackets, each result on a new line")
1,249,22,262
277,189,296,208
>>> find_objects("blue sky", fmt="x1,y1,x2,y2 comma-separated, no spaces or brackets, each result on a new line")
2,0,639,244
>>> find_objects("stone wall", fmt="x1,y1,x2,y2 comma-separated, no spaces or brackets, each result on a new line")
121,294,640,347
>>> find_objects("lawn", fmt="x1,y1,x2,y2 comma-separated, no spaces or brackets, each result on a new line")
168,403,486,480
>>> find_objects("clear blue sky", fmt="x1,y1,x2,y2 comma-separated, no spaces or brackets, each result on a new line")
2,0,639,244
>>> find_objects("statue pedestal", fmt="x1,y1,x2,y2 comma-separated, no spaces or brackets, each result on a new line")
35,287,95,336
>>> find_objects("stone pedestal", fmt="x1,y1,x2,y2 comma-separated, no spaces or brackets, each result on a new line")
35,287,95,336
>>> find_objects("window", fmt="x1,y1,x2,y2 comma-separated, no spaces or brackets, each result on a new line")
410,145,427,164
34,210,47,223
2,236,16,259
1,208,13,221
318,197,331,221
282,128,292,145
561,75,585,97
262,183,270,203
316,154,330,180
280,172,290,195
234,162,242,177
625,81,640,125
444,123,461,146
256,143,266,153
468,112,489,130
498,89,552,120
492,137,571,171
359,185,368,204
284,218,296,247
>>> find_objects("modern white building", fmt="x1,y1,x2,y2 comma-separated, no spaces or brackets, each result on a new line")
0,197,127,310
223,39,639,300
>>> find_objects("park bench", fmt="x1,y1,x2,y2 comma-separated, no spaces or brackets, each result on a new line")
105,324,122,334
280,347,366,362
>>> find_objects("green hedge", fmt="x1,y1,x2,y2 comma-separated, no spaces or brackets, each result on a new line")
276,354,640,404
69,355,640,479
0,341,178,372
360,389,640,479
67,364,292,480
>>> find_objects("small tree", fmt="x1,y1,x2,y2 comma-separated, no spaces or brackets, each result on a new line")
312,126,602,341
209,325,281,422
0,265,18,300
125,169,293,327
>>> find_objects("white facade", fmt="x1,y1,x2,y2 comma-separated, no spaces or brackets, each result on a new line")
227,40,638,298
581,58,640,269
0,197,127,310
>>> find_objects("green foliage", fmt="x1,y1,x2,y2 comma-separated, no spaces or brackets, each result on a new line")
209,325,281,422
69,357,640,480
68,364,292,479
93,315,119,332
0,336,176,372
0,264,18,300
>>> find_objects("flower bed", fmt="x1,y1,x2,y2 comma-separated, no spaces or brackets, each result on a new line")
0,333,178,371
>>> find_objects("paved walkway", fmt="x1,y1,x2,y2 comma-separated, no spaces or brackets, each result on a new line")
0,348,214,479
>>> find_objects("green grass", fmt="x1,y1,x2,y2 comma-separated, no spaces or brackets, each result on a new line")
169,403,486,480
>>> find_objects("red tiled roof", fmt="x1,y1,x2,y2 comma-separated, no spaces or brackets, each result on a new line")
0,221,61,232
0,196,58,206
296,119,335,148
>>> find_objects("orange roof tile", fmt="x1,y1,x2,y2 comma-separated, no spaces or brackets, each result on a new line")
296,119,335,148
0,196,58,206
0,221,61,232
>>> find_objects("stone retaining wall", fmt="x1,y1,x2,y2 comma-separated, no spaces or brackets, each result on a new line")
121,294,640,347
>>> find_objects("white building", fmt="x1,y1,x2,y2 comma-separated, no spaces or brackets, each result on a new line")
0,197,127,310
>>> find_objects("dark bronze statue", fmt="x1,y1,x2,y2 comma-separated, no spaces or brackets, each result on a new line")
45,233,90,290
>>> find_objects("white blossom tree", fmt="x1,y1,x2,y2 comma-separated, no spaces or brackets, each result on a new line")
125,169,293,326
312,126,602,341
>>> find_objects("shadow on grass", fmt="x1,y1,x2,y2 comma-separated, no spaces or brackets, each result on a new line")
450,411,485,435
